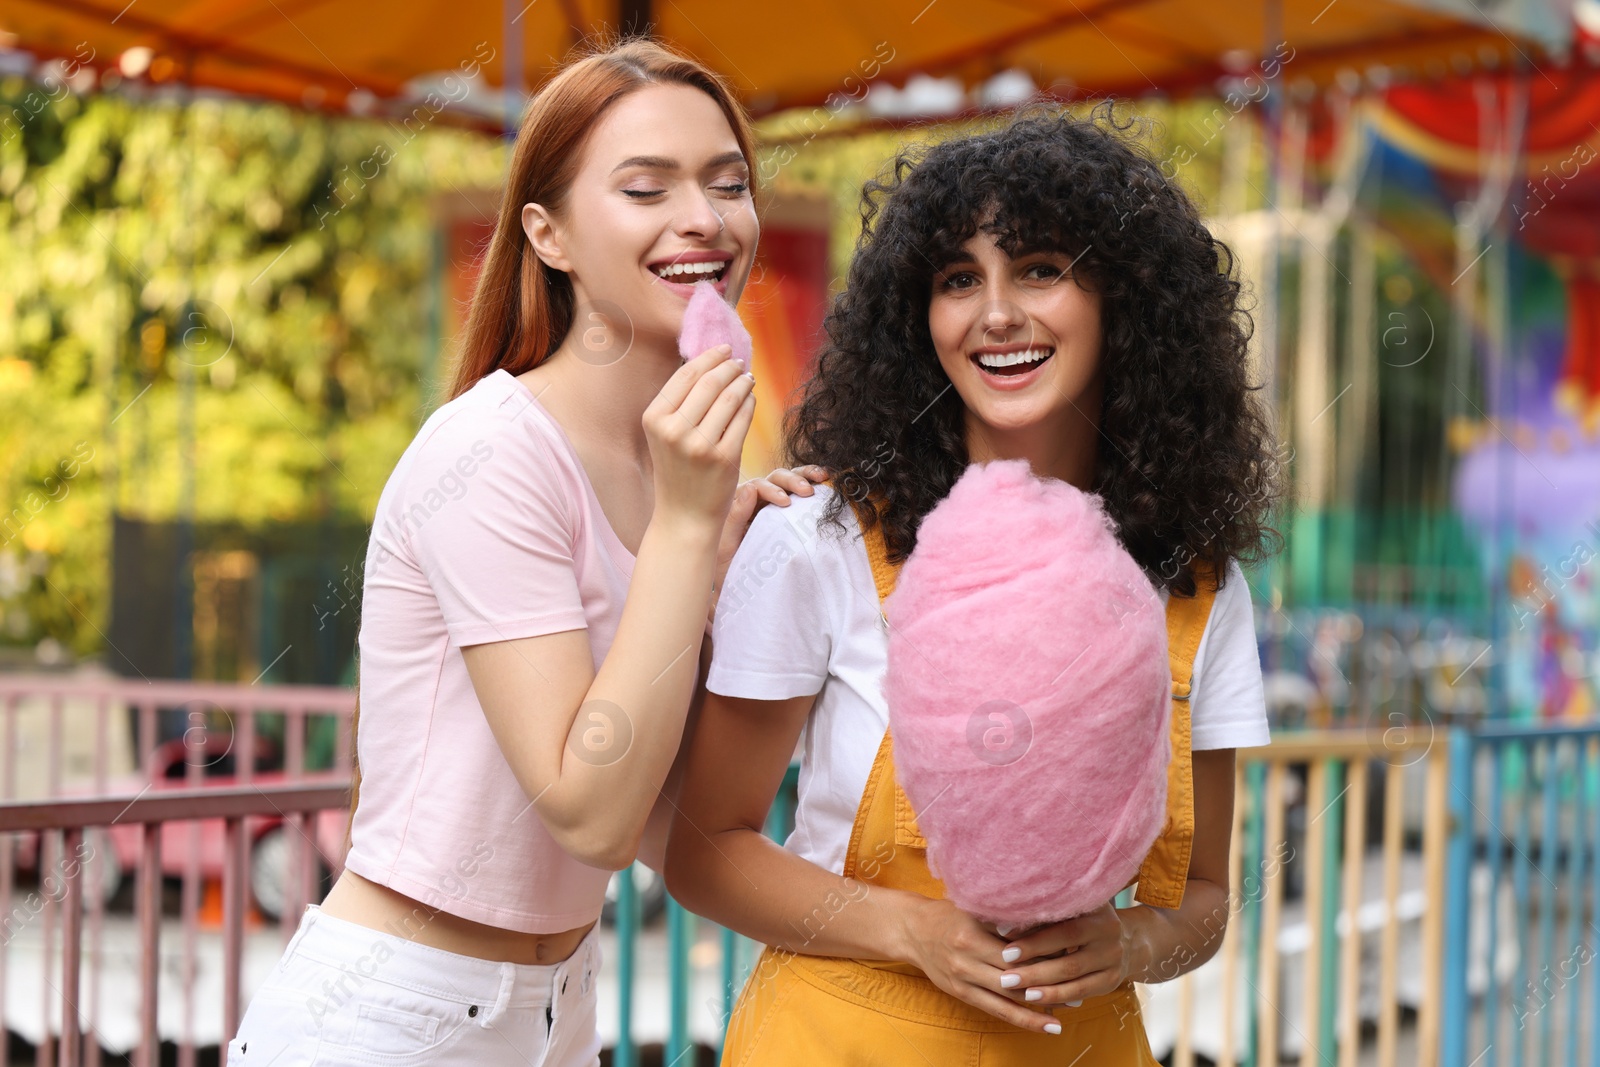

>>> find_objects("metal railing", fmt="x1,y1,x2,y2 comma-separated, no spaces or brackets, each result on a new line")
635,729,1457,1066
1443,723,1600,1067
7,674,1584,1065
4,782,346,1067
1126,730,1451,1067
0,675,353,1067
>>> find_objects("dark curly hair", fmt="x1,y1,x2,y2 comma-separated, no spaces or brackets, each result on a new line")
785,101,1284,598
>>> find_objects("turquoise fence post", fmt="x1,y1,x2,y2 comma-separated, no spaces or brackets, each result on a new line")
616,864,639,1067
1485,741,1505,1065
667,894,693,1065
1511,740,1532,1067
1562,738,1586,1067
1442,727,1475,1067
1243,758,1267,1067
1536,737,1560,1065
718,925,737,1054
1590,736,1600,1067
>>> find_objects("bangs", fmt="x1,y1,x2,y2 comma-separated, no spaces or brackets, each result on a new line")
899,140,1096,282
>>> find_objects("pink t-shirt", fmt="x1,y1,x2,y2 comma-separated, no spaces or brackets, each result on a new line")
346,368,636,933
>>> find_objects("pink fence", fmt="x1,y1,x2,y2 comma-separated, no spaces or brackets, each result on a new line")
0,675,355,1067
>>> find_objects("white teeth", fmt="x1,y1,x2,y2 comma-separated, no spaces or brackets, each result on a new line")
975,347,1052,369
652,260,729,279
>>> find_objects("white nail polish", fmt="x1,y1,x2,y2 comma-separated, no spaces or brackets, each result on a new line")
1045,1022,1062,1035
1066,999,1082,1007
1002,947,1022,963
1000,974,1020,989
1024,989,1042,1002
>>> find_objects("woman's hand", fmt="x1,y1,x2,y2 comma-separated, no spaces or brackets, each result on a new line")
994,902,1134,1008
896,896,1064,1034
644,345,756,531
708,465,829,628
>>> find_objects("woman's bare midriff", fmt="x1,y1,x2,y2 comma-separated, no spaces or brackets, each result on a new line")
318,869,597,965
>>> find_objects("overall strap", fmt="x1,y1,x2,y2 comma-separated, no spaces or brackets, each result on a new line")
857,505,900,605
852,502,931,850
1132,563,1219,908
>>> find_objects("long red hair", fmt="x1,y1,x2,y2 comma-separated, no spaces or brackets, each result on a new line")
446,38,758,402
348,39,755,837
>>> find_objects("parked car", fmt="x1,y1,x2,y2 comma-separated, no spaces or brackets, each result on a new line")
13,730,345,921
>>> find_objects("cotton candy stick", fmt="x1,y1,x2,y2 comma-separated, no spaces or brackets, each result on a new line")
677,280,753,373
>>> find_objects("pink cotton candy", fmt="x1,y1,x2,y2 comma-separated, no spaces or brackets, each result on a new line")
677,280,753,372
881,459,1172,927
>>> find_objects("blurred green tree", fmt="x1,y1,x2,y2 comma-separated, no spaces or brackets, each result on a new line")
0,81,506,660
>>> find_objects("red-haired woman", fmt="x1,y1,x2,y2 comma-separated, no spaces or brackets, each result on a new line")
227,40,823,1067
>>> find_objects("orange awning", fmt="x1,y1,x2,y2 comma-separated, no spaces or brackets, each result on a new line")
2,0,1571,121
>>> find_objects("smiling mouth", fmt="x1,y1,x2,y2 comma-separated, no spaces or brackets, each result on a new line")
972,347,1053,377
651,260,731,284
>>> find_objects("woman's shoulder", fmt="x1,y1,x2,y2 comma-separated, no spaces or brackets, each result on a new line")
714,482,861,624
742,481,864,560
709,482,862,693
1211,557,1253,614
1189,556,1271,748
423,370,555,443
373,372,579,547
1185,557,1255,652
402,373,568,483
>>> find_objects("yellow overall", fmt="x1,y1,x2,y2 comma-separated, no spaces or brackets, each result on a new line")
719,498,1219,1066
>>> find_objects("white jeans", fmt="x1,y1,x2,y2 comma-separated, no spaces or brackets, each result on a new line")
228,904,603,1067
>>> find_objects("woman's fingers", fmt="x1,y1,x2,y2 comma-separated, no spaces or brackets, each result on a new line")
742,465,831,508
1000,917,1080,964
1023,983,1088,1007
753,480,791,506
648,344,732,418
999,932,1130,1009
1019,967,1117,1007
642,350,752,528
954,981,1063,1033
754,473,806,507
764,466,822,496
694,370,755,448
1000,953,1080,992
665,346,741,427
715,391,757,463
680,363,750,436
722,479,761,532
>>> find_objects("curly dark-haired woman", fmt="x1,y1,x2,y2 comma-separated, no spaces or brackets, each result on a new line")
665,103,1285,1063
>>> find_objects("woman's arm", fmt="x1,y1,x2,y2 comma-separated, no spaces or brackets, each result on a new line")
1119,747,1237,982
992,747,1239,1004
634,638,715,873
633,466,827,870
585,464,831,873
461,350,752,871
664,689,1064,1033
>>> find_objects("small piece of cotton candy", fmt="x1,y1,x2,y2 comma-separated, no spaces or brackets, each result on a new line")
677,280,753,373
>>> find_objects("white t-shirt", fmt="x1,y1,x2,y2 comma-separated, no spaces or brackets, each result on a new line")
705,483,1271,876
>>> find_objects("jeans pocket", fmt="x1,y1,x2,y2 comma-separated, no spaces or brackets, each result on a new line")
354,1003,441,1057
314,986,474,1065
